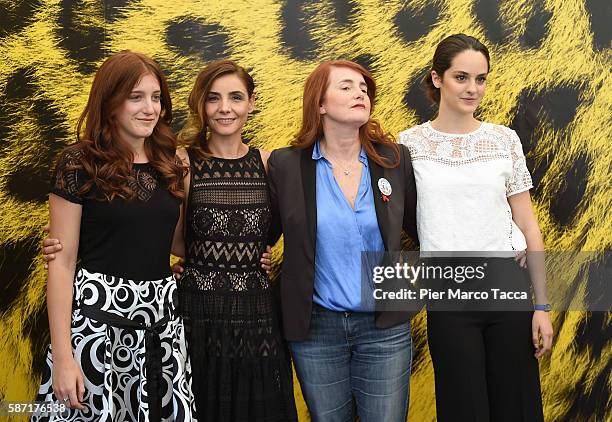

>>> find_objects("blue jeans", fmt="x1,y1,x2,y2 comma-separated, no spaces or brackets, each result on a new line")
289,304,412,422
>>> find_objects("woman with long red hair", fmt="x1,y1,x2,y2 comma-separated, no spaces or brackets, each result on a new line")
267,60,419,421
33,51,195,421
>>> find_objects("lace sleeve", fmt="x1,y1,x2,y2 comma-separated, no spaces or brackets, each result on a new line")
505,129,533,197
50,148,86,204
398,128,422,158
398,129,410,147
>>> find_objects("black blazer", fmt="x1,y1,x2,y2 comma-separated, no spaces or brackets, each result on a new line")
268,142,419,342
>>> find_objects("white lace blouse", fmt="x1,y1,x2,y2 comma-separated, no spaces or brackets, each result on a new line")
399,121,533,254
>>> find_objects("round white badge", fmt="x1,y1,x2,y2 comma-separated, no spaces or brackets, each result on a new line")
377,178,392,196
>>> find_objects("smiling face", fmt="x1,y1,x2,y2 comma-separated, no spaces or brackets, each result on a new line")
115,73,161,146
204,73,254,139
319,65,371,128
432,49,489,116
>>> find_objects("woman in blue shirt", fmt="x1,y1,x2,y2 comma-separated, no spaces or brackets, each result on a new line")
267,60,419,422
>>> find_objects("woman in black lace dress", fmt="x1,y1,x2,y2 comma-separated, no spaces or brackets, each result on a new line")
174,60,297,421
34,51,195,421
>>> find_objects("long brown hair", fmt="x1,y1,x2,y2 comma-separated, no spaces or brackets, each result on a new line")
65,50,183,201
291,60,399,168
179,60,255,159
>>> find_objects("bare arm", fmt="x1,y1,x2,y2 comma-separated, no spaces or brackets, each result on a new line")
508,191,547,303
508,191,553,358
48,194,80,362
47,193,86,408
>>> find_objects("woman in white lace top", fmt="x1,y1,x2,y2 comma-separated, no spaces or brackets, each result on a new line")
399,34,553,422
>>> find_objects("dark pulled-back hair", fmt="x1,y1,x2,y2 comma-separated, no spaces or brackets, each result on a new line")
291,60,399,169
423,34,490,104
180,60,255,159
64,50,183,200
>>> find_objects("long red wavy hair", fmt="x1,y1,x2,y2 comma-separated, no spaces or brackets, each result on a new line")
291,60,399,168
64,50,184,201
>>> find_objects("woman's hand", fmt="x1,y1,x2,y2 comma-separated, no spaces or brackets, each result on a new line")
260,245,272,274
42,224,62,268
532,311,554,358
172,258,185,279
52,355,86,410
514,250,527,268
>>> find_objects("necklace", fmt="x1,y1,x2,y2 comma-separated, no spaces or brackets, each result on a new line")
331,159,353,176
322,145,359,176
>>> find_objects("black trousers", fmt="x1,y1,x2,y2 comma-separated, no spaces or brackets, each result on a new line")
427,309,544,422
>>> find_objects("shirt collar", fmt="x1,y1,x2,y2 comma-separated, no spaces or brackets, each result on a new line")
312,139,324,160
312,139,369,168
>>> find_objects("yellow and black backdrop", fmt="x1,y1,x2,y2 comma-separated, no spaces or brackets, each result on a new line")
0,0,610,421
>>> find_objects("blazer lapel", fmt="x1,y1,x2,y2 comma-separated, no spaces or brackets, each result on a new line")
300,145,317,246
368,157,391,251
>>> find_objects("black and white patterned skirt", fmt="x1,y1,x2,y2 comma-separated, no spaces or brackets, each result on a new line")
32,268,196,421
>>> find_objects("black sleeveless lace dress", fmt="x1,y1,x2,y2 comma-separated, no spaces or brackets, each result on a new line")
178,147,297,422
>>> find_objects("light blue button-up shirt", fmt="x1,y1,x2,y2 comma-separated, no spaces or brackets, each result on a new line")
312,139,385,312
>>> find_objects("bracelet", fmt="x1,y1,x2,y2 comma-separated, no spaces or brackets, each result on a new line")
534,304,551,312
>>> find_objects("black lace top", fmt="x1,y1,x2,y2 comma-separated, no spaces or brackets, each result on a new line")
51,148,180,280
177,147,298,420
181,147,271,291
